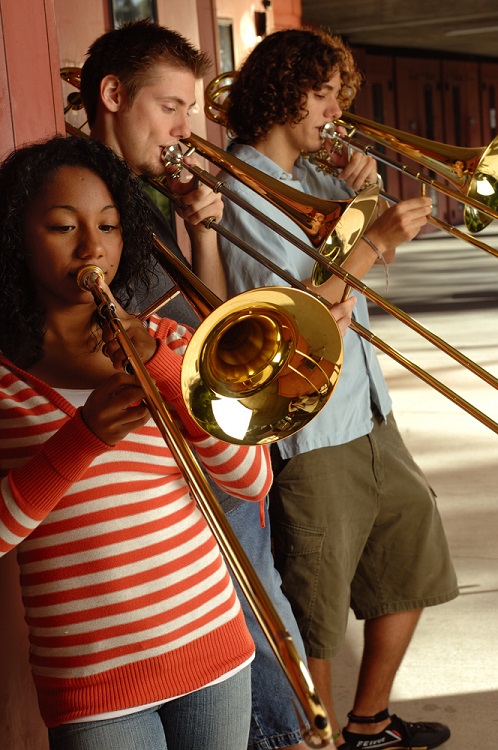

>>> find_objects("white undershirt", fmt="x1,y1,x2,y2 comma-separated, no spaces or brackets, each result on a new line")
56,387,92,408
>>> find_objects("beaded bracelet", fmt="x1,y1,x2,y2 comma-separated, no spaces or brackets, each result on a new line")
362,234,389,290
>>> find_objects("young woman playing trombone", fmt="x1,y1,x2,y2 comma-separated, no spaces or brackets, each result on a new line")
0,134,272,750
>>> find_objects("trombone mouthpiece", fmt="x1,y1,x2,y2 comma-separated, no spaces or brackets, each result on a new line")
161,144,184,179
76,265,105,290
320,122,336,139
162,144,183,164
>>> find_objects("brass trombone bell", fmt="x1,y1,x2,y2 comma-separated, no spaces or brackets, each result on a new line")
182,287,343,444
310,186,378,287
75,262,343,446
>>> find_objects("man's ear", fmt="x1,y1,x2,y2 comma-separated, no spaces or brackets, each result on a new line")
100,74,126,113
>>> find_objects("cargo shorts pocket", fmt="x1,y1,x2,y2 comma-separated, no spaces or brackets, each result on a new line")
271,521,326,640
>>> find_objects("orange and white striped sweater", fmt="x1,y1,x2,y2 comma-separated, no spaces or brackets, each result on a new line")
0,316,272,727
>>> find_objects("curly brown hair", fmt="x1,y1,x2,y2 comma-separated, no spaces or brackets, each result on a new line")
225,28,363,144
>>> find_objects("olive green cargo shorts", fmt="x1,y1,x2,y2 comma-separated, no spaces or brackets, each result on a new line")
269,411,459,659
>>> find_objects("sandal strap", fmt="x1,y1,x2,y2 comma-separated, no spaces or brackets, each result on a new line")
347,708,390,724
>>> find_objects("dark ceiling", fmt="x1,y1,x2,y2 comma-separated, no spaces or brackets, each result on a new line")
300,1,498,60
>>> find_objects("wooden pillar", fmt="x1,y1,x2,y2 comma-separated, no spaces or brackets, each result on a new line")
0,553,48,750
0,3,62,746
197,0,225,149
0,0,64,157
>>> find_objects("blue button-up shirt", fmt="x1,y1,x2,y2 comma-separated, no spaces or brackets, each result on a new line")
218,143,391,459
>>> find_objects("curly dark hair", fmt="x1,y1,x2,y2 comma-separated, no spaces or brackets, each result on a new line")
81,20,212,127
0,134,154,369
225,28,363,144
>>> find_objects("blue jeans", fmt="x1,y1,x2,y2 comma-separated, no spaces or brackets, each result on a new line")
226,499,307,749
48,666,251,750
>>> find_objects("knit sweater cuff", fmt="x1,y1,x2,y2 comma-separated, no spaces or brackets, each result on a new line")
11,410,112,518
146,340,207,440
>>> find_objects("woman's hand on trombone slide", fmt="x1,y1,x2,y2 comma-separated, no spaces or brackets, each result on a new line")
81,372,150,446
98,280,158,368
79,280,154,445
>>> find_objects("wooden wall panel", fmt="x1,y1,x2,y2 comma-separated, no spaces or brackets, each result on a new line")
0,0,64,156
394,56,450,222
442,60,482,147
479,62,498,145
354,52,402,200
272,0,302,29
0,6,14,157
1,2,63,745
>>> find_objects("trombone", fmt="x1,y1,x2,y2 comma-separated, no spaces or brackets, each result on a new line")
77,264,341,747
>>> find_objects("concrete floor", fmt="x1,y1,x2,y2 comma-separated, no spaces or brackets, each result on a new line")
332,226,498,748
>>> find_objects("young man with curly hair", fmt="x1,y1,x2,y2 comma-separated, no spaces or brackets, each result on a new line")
218,27,458,750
